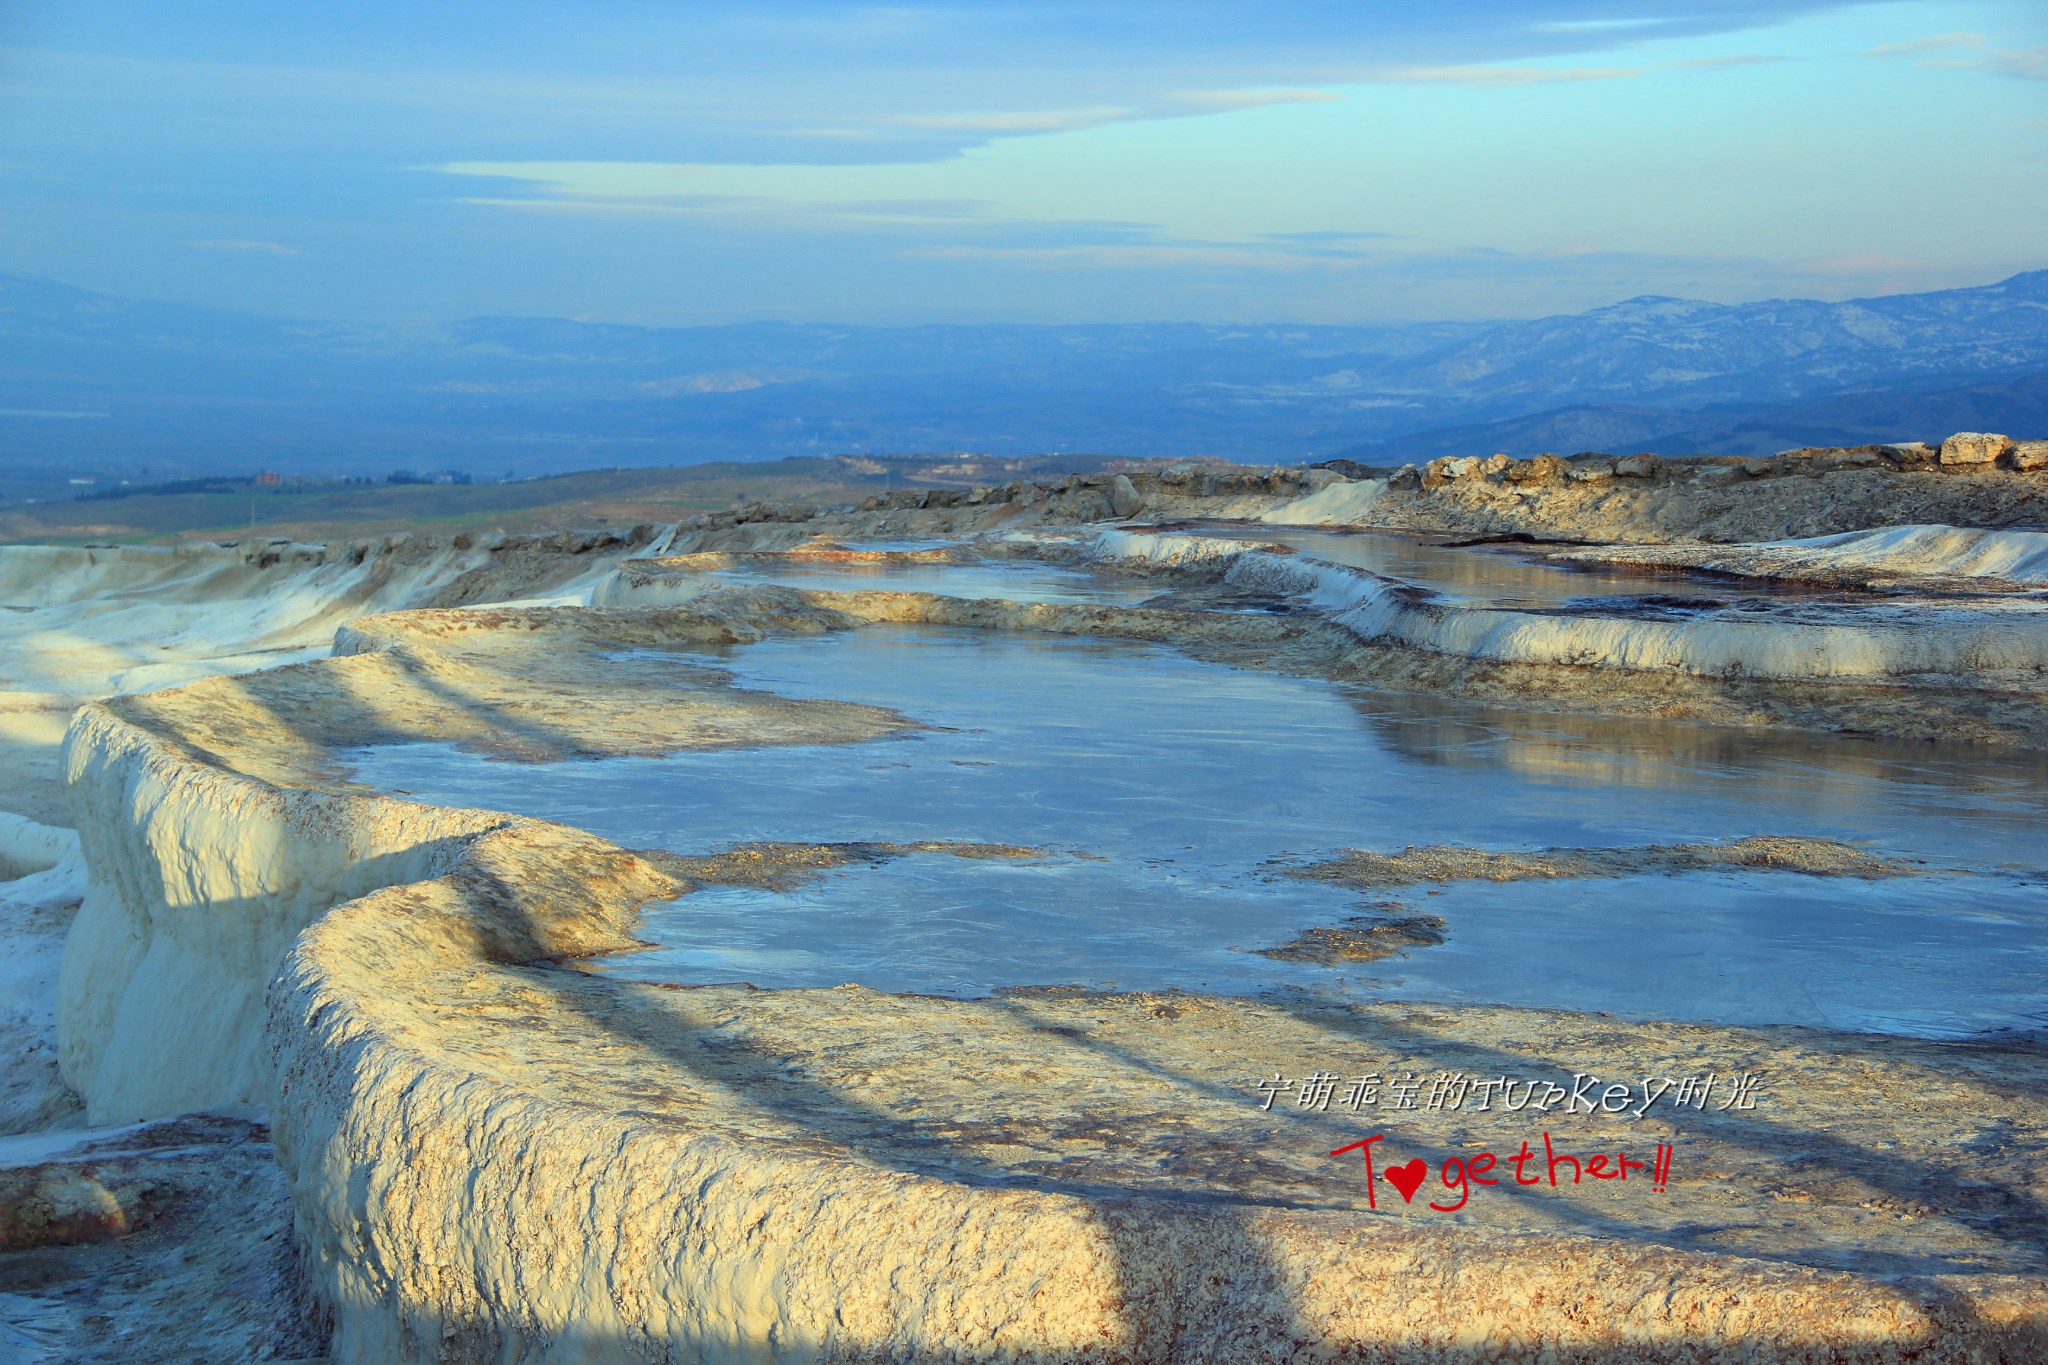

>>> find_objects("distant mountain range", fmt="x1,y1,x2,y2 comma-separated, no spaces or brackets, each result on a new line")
2,268,2044,500
1336,369,2048,466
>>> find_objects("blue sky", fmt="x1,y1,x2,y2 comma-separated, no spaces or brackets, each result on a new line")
1,1,2043,324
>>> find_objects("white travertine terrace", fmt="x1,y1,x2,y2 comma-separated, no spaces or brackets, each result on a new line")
1089,530,2048,691
0,531,674,698
1728,524,2048,585
17,444,2048,1361
0,811,77,883
46,597,2045,1362
1550,524,2048,591
1254,476,1388,525
58,707,505,1123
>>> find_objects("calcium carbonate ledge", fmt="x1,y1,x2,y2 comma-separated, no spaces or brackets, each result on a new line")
48,594,2048,1361
269,831,2048,1362
1086,530,2048,691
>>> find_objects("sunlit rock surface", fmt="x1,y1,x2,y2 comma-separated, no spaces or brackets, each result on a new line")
4,442,2048,1359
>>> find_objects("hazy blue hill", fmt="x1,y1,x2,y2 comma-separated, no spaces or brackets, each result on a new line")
440,316,1486,385
1335,370,2048,462
1,269,2043,496
1391,271,2048,407
0,273,336,351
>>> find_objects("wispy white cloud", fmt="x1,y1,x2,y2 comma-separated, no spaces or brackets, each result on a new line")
1378,64,1644,89
1173,88,1343,112
1868,32,1983,57
1531,18,1679,34
185,238,301,255
1937,45,2048,81
871,87,1338,139
454,192,999,228
908,244,1335,271
1869,32,2048,82
892,106,1139,135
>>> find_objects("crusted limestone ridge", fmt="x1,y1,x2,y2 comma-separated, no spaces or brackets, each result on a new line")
1284,835,1925,889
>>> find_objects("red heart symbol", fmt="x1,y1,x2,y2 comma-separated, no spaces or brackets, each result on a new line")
1384,1159,1428,1204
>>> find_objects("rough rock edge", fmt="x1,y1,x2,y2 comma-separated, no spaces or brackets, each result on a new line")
1285,836,1923,889
674,446,2048,549
638,840,1051,894
1254,912,1447,964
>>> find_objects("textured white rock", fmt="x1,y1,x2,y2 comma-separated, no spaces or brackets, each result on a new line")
1554,524,2048,591
31,520,2048,1357
1091,530,2048,689
1771,524,2048,585
0,533,666,698
57,705,502,1124
260,712,2047,1362
1939,431,2014,466
1257,477,1387,526
0,814,76,884
0,815,87,1135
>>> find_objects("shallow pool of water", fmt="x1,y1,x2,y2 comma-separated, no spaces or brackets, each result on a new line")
692,556,1160,605
347,623,2048,1037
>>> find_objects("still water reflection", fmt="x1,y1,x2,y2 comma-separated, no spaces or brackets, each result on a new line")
347,625,2047,1037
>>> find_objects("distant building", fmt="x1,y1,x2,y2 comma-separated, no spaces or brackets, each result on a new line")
255,470,281,486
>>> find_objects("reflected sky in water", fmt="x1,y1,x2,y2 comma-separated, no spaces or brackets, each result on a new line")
348,624,2048,1038
691,556,1160,605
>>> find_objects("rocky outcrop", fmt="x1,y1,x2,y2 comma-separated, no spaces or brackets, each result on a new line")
1109,473,1146,518
1259,433,2048,544
0,1116,320,1362
518,434,2048,556
1941,431,2016,466
0,1164,125,1248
